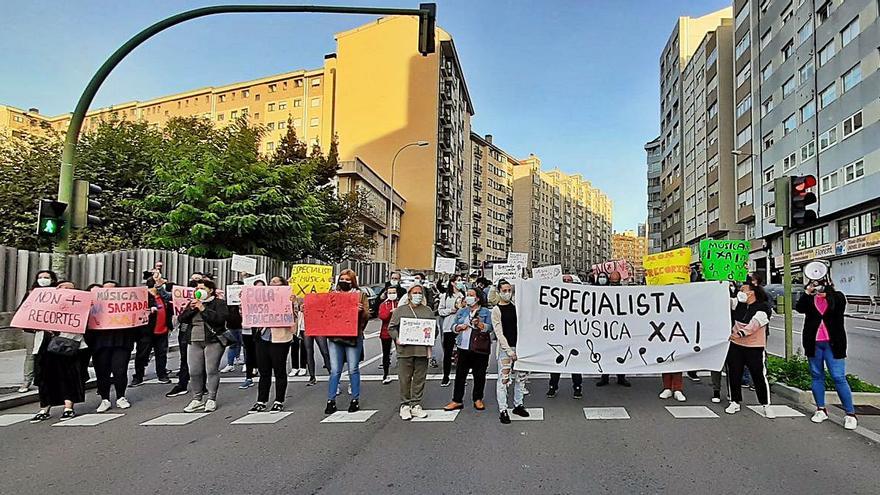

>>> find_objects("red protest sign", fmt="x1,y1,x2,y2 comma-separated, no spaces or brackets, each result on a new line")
11,288,92,334
88,287,150,330
304,292,359,337
241,285,295,328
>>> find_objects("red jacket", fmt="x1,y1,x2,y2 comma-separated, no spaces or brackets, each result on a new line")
379,300,399,339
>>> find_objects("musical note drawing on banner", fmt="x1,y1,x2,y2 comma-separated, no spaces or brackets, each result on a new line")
655,351,676,364
638,347,648,365
548,344,565,364
616,346,633,364
586,339,602,372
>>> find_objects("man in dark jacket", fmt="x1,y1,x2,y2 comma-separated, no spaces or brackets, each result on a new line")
132,278,173,386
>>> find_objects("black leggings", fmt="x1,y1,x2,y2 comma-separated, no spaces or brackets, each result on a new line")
93,346,130,400
289,336,308,370
726,343,770,405
441,332,457,380
256,339,289,403
452,349,490,403
381,337,393,378
242,333,257,379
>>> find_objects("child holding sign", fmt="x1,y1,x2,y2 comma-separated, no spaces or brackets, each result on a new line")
388,285,435,420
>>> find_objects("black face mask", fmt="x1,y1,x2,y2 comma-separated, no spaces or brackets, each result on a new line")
337,281,352,291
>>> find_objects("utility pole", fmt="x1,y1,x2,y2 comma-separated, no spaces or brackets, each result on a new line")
774,177,794,359
50,3,437,278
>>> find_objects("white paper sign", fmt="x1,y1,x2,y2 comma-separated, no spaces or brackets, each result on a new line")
507,252,529,269
225,284,244,306
398,318,436,346
231,254,258,275
434,256,457,274
401,275,418,289
243,273,267,285
513,279,732,375
532,264,562,281
492,263,520,281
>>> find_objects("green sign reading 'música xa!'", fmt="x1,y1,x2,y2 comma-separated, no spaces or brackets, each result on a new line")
699,240,750,282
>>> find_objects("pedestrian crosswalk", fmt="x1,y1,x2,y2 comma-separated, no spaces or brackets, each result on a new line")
0,404,808,428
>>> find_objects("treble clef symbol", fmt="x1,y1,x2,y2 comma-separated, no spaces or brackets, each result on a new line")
586,339,602,373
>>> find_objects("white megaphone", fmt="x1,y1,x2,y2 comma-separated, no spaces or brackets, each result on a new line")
803,260,829,282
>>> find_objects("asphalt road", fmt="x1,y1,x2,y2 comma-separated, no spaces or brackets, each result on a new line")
768,313,880,385
1,320,878,494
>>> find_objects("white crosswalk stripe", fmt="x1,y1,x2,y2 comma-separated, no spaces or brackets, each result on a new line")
410,409,459,422
0,414,33,426
748,405,804,418
665,406,719,418
508,407,543,421
583,407,630,420
140,412,209,426
231,411,293,425
321,410,378,423
52,413,124,427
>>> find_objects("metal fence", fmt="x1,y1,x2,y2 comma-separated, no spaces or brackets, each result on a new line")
0,246,387,313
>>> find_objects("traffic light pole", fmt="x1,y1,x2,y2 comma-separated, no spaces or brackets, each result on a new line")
782,226,793,359
51,3,436,278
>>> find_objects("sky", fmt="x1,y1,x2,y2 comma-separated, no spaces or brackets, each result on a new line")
0,0,731,232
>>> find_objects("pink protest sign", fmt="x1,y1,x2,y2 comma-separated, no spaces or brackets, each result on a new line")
304,292,359,337
88,287,151,330
240,286,295,328
11,288,92,334
591,259,632,281
171,285,194,317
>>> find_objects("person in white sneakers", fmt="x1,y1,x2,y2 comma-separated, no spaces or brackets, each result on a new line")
724,283,774,419
389,285,435,420
378,286,402,385
493,281,530,424
178,281,229,413
796,279,858,430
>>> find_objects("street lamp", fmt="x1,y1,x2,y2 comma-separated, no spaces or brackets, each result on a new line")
387,141,429,270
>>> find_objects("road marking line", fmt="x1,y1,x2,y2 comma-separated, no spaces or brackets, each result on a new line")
141,413,209,426
231,411,293,425
321,410,377,423
410,410,460,422
665,406,718,419
583,407,630,420
52,413,124,427
747,405,804,418
0,414,34,427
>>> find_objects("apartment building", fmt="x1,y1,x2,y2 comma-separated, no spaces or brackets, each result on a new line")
0,105,57,138
645,136,663,253
735,0,880,295
467,133,515,266
612,230,649,283
658,7,733,252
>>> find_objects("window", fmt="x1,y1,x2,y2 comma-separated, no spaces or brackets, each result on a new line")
217,113,225,121
707,101,718,119
781,3,793,24
267,142,274,151
763,132,775,150
736,125,752,147
254,112,260,120
800,141,816,162
282,81,288,90
841,17,859,47
783,113,797,135
782,152,797,172
782,76,796,97
266,122,275,130
821,171,840,192
763,167,775,184
736,4,749,27
278,101,287,110
295,80,303,88
255,94,261,101
230,110,238,119
736,65,751,87
763,202,776,218
844,159,865,184
761,28,772,49
311,98,320,107
735,33,751,59
268,84,277,93
219,95,226,103
311,78,321,87
293,99,302,107
736,95,752,118
761,96,774,117
737,159,752,179
242,89,250,98
842,111,863,138
309,117,319,127
278,121,286,129
819,127,838,151
762,62,773,81
267,103,275,111
817,1,832,24
799,60,814,85
706,47,718,67
798,20,813,45
293,118,302,127
781,39,794,61
800,100,815,122
819,83,837,109
737,189,753,209
818,41,835,66
839,209,880,240
842,64,861,92
797,226,829,250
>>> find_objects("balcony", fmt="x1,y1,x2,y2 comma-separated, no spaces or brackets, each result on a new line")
473,179,482,190
473,196,482,205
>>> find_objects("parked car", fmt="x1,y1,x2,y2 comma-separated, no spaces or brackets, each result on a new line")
764,283,805,311
360,286,379,318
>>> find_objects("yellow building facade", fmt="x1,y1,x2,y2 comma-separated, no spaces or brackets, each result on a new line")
612,230,649,283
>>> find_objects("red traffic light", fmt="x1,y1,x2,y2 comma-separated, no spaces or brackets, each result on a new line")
793,175,817,193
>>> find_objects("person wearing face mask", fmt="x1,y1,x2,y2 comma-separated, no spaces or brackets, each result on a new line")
131,278,173,388
248,276,295,413
178,280,229,413
443,288,494,411
724,283,774,418
380,271,402,302
389,285,435,420
796,278,857,430
325,269,371,414
17,270,58,394
437,276,467,387
493,281,530,424
378,286,402,385
87,281,139,413
595,272,632,388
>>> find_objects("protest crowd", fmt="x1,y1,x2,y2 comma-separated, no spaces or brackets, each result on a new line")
13,250,858,432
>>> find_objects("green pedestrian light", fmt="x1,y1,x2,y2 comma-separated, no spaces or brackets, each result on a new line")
36,199,68,238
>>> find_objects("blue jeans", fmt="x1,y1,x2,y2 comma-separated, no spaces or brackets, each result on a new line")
225,329,242,366
328,337,363,401
809,342,854,414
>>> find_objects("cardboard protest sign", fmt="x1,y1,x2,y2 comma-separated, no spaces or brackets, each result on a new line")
591,259,631,281
225,284,244,306
11,288,92,334
290,264,334,297
513,279,731,375
643,248,691,286
398,318,436,346
88,287,150,330
700,240,749,282
243,273,267,285
303,292,359,337
507,252,529,270
240,286,294,328
171,286,194,317
493,263,520,282
532,265,563,281
434,256,457,274
231,254,257,275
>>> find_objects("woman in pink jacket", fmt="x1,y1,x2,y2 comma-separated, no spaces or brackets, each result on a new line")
378,286,402,384
724,282,774,418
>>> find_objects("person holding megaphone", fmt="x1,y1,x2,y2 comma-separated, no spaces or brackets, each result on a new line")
178,280,229,413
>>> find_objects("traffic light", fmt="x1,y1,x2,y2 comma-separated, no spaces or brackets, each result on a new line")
72,179,103,229
790,175,817,228
418,3,436,55
36,199,67,237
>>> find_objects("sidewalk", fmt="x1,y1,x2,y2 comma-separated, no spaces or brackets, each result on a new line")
847,312,880,321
